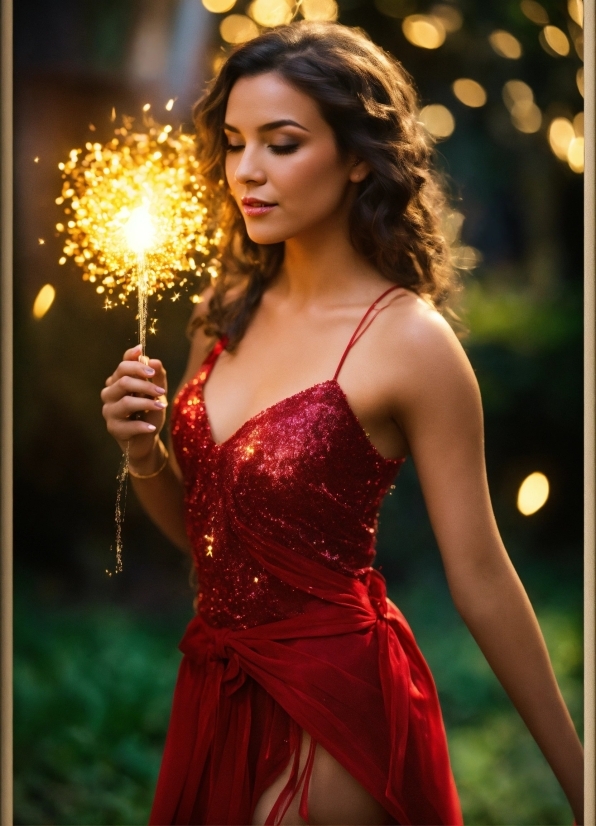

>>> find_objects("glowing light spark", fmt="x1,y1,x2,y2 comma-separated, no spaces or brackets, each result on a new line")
33,156,39,163
165,98,176,111
171,292,181,301
57,116,221,313
38,238,45,245
123,205,156,256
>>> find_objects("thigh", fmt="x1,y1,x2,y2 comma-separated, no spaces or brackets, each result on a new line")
252,729,395,826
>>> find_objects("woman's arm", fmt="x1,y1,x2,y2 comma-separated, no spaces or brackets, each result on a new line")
101,296,215,553
391,306,584,823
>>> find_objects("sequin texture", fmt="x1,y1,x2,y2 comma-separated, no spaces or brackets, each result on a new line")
171,338,405,631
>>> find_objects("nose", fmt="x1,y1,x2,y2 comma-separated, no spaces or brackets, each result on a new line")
233,145,267,186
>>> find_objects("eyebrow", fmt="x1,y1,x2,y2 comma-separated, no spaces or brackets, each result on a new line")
223,119,310,134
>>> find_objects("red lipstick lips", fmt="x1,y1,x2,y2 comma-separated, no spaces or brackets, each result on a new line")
241,197,277,216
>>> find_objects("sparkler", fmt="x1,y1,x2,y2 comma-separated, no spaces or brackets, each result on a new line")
57,112,224,572
57,115,222,356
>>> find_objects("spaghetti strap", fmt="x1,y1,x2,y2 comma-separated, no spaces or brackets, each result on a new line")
333,284,403,381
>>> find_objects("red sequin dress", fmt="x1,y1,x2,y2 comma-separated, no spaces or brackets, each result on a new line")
149,286,462,825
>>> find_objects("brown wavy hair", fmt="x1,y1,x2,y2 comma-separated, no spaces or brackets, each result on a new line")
192,21,461,349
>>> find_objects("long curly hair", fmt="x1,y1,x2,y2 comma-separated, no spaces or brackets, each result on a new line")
192,21,461,349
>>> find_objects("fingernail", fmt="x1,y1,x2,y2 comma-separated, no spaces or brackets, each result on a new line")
154,386,166,395
154,401,167,409
143,367,155,375
146,423,156,431
133,343,142,351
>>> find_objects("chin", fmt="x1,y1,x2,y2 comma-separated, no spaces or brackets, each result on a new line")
244,225,290,246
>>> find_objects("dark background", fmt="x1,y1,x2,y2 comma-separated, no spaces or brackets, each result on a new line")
14,0,584,823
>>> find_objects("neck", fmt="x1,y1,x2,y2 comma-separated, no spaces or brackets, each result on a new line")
274,215,386,306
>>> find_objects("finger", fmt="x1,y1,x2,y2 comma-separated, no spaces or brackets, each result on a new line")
146,359,168,392
101,375,166,404
106,394,167,421
122,343,143,361
110,420,158,442
111,359,160,383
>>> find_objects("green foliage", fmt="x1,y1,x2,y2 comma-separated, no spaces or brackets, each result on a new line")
390,579,582,826
461,280,582,354
15,585,581,825
14,602,186,825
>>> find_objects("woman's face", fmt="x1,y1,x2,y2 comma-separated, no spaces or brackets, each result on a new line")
223,72,368,246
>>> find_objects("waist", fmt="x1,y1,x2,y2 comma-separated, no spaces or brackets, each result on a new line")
181,567,390,660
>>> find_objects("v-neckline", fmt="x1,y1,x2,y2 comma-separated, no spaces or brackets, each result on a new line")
198,374,404,466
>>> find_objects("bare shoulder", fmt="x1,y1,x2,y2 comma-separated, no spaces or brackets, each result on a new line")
378,288,479,406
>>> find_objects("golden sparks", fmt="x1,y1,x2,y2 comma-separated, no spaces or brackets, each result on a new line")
56,116,222,307
33,156,39,163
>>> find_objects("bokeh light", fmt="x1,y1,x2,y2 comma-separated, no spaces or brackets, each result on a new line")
220,14,259,44
520,0,549,25
539,25,570,56
576,67,584,97
248,0,293,27
502,79,533,110
517,472,549,515
202,0,237,12
441,209,464,244
567,137,584,173
452,78,486,108
419,104,455,138
510,101,542,133
33,284,56,319
501,80,541,133
300,0,339,21
451,245,482,269
402,15,446,49
573,112,584,137
548,117,575,160
429,4,462,32
568,0,583,26
489,30,523,59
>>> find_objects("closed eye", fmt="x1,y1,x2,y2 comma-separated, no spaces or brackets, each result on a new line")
224,144,299,155
270,144,299,155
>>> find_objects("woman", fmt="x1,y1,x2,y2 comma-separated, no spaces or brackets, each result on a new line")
101,22,583,825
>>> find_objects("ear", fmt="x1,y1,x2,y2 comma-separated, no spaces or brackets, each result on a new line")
349,157,372,183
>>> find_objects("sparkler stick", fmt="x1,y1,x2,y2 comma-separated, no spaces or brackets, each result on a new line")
122,204,155,364
57,113,223,572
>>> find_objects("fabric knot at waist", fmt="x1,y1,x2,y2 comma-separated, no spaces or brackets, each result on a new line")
181,620,246,697
366,568,388,618
206,626,231,661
